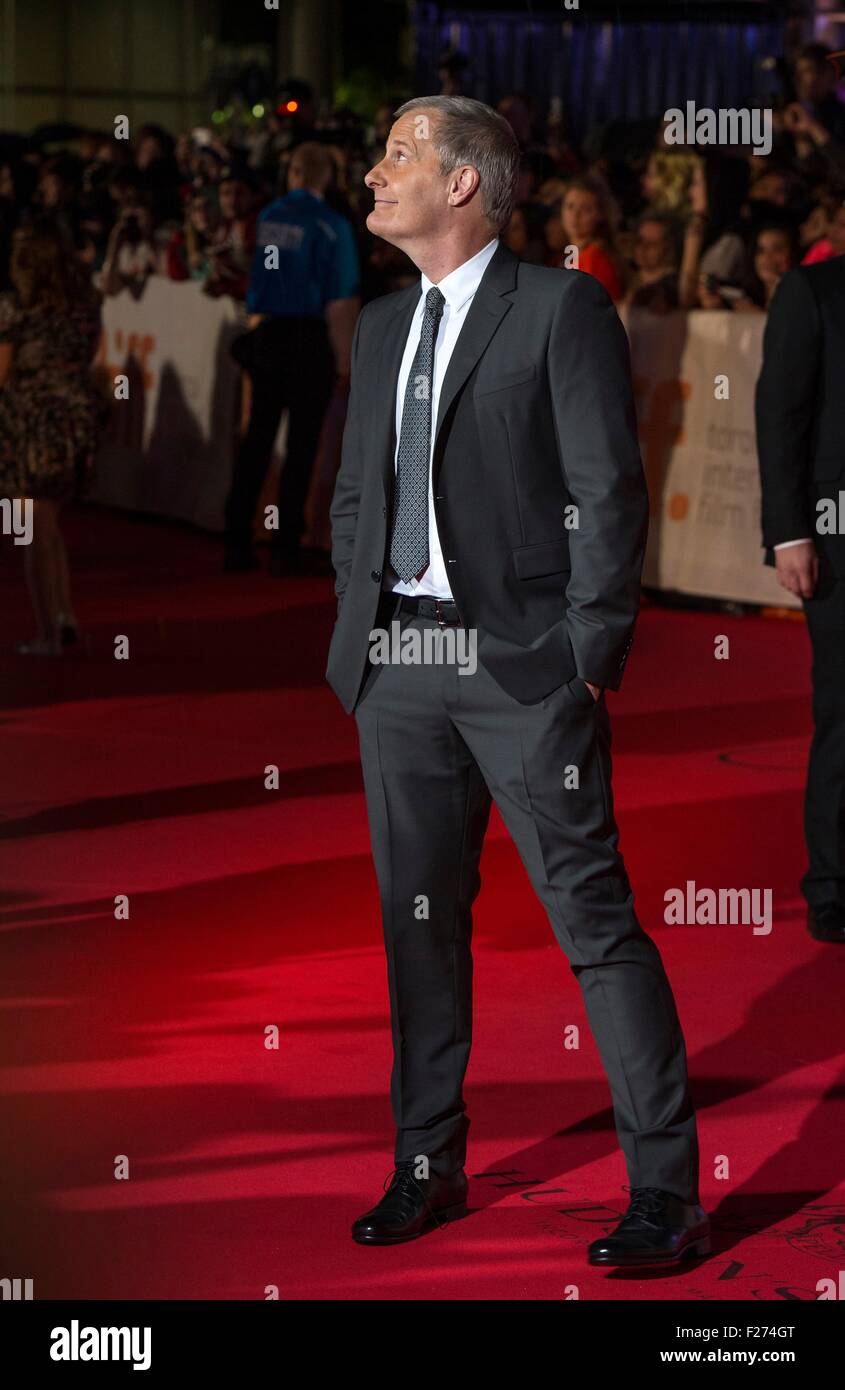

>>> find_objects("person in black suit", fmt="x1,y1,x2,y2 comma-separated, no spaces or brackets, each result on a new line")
756,253,845,944
327,96,709,1267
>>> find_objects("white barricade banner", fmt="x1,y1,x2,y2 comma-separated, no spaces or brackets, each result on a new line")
91,287,800,609
624,307,799,609
93,279,244,532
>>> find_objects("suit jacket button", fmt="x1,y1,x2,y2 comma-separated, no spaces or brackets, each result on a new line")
371,569,382,582
382,507,386,517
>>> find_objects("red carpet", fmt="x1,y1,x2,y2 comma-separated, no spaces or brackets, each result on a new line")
2,506,844,1301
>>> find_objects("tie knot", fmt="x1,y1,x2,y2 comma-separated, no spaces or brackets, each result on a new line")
424,286,446,320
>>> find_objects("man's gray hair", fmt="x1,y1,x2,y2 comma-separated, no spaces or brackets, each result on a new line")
393,95,520,231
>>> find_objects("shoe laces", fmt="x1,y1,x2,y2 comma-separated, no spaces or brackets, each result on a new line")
383,1162,419,1195
623,1185,669,1220
382,1163,450,1229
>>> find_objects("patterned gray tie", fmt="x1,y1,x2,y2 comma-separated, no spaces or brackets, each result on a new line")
389,285,446,583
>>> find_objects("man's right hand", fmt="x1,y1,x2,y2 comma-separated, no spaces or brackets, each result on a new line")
775,540,818,600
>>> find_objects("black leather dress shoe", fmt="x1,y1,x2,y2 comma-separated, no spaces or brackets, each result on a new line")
808,906,845,943
587,1187,711,1267
352,1164,468,1245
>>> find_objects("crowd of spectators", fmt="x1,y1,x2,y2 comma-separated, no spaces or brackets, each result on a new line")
494,42,845,317
1,43,844,323
2,43,845,648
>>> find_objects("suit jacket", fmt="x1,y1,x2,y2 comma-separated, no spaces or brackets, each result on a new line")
756,257,845,572
327,241,649,714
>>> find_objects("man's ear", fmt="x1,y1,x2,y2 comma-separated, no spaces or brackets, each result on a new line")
448,164,480,209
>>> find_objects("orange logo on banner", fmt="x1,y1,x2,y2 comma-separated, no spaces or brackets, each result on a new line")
632,374,691,516
95,327,156,392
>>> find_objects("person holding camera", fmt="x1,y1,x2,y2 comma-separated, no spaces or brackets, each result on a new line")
98,196,157,298
678,152,749,308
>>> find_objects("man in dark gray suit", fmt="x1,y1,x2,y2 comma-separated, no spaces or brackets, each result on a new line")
756,253,845,944
327,96,709,1267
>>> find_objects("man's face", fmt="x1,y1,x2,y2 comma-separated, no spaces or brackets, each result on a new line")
364,110,448,247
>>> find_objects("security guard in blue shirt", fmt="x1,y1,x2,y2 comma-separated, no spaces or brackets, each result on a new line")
224,142,360,573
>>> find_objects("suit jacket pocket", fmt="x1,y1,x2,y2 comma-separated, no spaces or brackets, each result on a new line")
473,363,537,398
512,537,571,579
564,676,597,708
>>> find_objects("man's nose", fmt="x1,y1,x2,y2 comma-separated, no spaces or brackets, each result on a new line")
365,160,386,189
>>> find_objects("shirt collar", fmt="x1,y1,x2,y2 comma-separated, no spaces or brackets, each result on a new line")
420,237,499,314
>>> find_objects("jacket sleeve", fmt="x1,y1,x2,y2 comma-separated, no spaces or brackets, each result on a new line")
547,271,649,690
754,268,821,549
329,309,365,615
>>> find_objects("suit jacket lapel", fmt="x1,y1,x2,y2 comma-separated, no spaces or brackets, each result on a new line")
374,286,418,502
433,243,518,468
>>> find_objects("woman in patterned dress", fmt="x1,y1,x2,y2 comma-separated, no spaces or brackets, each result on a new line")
0,220,109,654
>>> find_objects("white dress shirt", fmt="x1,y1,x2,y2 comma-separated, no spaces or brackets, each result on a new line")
386,237,499,599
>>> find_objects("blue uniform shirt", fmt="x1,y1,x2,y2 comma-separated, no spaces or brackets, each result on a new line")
246,188,360,318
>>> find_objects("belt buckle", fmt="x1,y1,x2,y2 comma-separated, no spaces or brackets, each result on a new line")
433,599,449,628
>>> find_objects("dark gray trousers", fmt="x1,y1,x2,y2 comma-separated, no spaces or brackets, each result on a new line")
353,606,700,1204
802,576,845,910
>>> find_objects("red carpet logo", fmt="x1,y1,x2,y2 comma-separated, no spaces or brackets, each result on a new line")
779,1206,845,1268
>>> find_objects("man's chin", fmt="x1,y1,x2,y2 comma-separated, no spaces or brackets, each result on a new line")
367,207,403,243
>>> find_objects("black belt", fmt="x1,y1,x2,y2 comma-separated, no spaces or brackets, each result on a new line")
384,593,463,627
